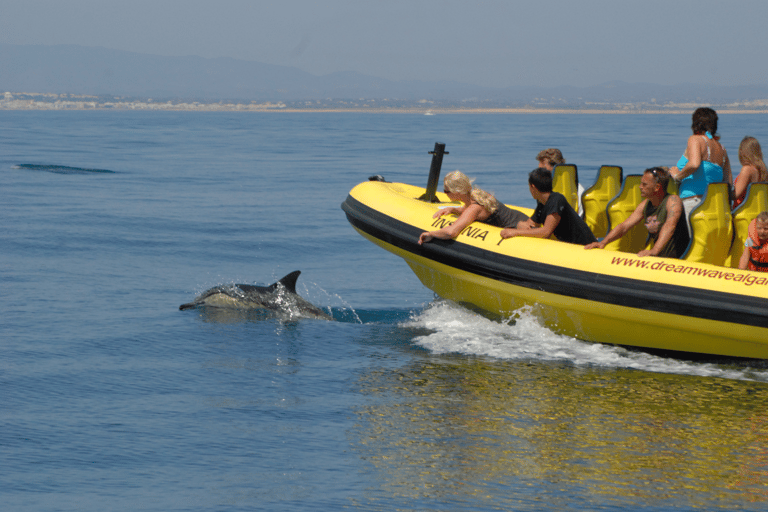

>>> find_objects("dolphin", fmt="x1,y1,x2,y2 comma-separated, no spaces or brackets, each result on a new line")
179,270,333,320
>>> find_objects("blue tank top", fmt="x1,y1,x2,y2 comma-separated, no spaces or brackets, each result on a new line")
676,133,724,198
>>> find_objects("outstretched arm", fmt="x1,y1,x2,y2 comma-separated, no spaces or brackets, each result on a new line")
419,204,483,244
501,212,560,240
585,201,646,250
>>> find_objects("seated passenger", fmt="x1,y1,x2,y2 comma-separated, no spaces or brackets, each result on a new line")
536,148,565,170
732,136,767,208
500,168,597,245
418,170,529,244
536,148,584,215
584,167,690,258
739,211,768,271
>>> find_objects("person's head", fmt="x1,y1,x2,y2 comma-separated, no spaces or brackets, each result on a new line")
443,170,473,195
691,107,718,136
536,148,565,171
756,211,768,241
641,167,670,198
738,136,767,174
529,167,553,194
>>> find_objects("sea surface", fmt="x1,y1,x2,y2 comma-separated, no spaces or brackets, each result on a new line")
3,111,768,511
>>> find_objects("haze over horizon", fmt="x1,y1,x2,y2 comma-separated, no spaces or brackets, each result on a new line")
3,0,768,91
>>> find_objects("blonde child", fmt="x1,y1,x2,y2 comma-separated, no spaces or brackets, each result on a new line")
733,136,767,208
739,211,768,271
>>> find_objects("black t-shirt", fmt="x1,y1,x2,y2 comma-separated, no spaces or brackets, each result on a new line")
484,203,529,228
531,192,597,245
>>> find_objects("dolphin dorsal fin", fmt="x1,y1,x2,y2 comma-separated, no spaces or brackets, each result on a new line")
269,270,301,294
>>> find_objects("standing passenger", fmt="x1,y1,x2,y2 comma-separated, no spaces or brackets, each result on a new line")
668,107,733,233
732,136,767,208
739,211,768,271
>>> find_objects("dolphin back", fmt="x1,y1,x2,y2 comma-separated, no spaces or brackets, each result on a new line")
179,270,332,320
235,270,301,296
271,270,301,294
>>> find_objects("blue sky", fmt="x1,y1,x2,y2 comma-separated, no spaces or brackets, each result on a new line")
2,0,766,89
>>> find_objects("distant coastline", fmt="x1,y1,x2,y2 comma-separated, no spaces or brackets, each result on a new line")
4,91,768,114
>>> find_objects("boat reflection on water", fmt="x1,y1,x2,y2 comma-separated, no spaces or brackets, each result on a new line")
350,357,768,506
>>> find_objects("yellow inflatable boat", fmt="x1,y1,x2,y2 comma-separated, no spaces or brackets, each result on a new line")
341,144,768,359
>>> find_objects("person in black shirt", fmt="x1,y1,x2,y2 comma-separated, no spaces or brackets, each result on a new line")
500,168,597,245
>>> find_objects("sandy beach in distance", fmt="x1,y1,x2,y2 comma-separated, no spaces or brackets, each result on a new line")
4,105,768,114
268,108,768,114
3,93,768,113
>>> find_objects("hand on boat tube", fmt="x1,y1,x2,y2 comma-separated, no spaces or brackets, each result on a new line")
418,232,434,244
584,241,604,250
499,228,518,239
433,207,460,219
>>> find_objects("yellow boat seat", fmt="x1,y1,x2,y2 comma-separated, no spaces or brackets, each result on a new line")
552,164,580,213
582,165,623,238
666,177,678,195
681,182,733,265
604,174,647,253
726,182,768,267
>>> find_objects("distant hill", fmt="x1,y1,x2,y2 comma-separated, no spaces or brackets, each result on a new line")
2,43,768,105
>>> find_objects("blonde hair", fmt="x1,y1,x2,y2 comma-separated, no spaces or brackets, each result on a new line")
470,188,499,213
443,170,473,194
443,170,498,214
739,136,768,181
756,211,768,224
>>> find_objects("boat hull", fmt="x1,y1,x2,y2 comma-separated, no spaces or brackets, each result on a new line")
342,180,768,359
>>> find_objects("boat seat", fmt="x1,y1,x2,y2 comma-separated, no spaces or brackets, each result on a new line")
604,174,647,253
725,182,768,267
552,164,580,213
681,182,733,265
666,176,678,195
582,165,622,238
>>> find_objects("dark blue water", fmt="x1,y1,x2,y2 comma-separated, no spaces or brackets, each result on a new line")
3,111,768,511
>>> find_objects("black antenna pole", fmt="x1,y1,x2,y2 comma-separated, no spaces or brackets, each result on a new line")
420,142,448,202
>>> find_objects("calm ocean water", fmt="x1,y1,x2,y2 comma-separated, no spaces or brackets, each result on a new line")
2,111,768,511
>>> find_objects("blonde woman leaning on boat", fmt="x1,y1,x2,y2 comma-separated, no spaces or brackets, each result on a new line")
418,171,530,245
732,136,767,209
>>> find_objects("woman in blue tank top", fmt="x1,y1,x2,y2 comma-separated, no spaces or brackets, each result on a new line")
668,107,732,235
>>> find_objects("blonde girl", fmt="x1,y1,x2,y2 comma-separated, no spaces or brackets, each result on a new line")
733,136,768,208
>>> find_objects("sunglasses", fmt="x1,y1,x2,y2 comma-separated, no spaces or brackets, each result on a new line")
648,168,665,182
